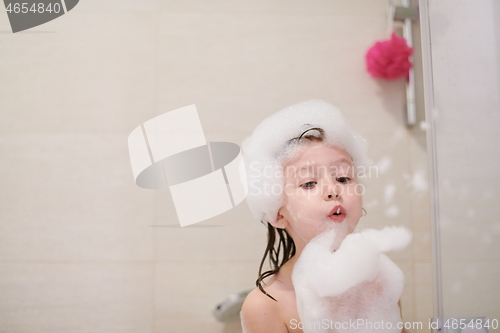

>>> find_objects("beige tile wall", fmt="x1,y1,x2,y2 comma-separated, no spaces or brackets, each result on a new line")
0,0,433,332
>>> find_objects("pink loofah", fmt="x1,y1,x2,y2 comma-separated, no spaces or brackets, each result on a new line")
365,32,413,80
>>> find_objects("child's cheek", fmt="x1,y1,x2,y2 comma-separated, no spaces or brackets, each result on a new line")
285,202,318,240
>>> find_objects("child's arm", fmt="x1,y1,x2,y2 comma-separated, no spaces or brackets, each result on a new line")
240,289,288,333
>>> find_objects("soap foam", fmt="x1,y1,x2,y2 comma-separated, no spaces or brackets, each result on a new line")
292,226,412,333
241,99,371,224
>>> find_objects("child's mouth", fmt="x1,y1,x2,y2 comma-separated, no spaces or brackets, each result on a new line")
328,205,345,223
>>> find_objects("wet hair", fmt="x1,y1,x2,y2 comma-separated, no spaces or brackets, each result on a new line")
256,127,325,301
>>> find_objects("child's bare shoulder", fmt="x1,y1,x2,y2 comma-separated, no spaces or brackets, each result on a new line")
240,287,289,333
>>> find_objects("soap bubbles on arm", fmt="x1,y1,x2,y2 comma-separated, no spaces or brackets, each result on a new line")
292,226,412,333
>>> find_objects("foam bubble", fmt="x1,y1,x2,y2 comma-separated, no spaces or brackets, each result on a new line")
242,100,371,224
292,226,412,333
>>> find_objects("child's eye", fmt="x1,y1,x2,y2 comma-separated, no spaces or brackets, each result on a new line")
301,181,317,189
336,177,351,183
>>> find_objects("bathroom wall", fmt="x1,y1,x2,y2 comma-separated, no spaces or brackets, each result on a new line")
0,0,432,332
424,0,500,328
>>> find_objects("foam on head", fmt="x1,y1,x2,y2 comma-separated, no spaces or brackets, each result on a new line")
241,99,371,224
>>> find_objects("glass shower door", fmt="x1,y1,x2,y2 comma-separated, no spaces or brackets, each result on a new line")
420,0,500,332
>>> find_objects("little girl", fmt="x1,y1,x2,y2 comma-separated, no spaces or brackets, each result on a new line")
239,100,408,333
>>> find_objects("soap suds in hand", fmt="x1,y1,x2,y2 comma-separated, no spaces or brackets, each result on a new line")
292,225,412,333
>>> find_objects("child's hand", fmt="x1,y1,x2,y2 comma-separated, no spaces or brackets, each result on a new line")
292,226,411,332
294,226,410,297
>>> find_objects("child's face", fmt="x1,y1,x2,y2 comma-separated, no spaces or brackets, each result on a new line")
278,143,363,249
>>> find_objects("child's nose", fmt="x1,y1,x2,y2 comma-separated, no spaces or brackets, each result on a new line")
323,182,340,200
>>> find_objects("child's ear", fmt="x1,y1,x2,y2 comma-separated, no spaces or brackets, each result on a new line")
274,210,287,229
